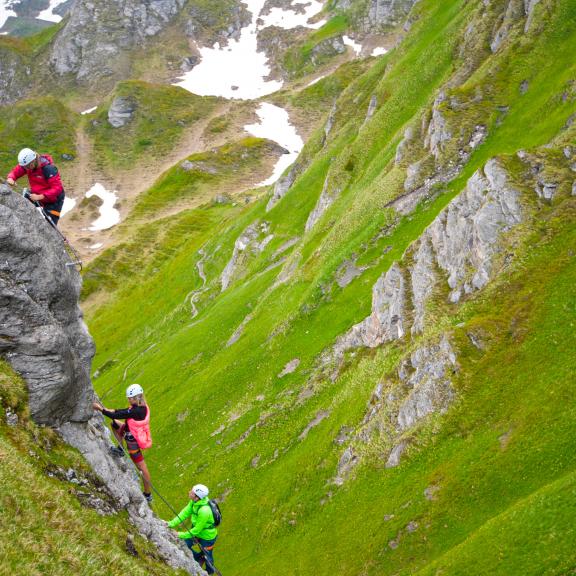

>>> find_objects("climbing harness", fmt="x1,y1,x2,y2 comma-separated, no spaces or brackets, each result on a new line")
2,178,82,271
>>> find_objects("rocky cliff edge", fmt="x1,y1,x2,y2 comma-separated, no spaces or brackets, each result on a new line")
0,184,203,575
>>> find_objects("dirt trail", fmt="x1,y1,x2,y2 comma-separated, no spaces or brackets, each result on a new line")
61,101,256,263
60,70,334,264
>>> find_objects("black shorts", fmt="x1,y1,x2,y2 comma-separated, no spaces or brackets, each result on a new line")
112,421,144,463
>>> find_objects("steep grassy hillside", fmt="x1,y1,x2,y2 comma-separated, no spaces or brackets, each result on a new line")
81,0,575,574
0,96,78,176
0,360,187,576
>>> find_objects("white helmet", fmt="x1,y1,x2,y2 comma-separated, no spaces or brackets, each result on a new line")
126,383,144,398
192,484,209,499
18,148,36,167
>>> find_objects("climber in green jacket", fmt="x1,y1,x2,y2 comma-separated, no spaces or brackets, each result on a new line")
168,484,218,574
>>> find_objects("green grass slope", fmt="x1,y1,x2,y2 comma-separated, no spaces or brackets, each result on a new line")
81,0,575,574
0,360,186,576
86,81,220,171
0,96,78,176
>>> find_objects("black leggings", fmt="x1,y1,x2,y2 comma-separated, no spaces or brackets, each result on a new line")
43,192,65,225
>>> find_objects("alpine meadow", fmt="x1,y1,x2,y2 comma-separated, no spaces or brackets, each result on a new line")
0,0,575,575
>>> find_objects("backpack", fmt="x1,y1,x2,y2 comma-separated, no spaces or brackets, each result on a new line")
204,499,222,527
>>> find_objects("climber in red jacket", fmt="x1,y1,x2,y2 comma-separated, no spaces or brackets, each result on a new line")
6,148,66,225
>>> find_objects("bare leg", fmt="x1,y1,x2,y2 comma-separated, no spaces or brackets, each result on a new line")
111,420,124,446
136,459,152,494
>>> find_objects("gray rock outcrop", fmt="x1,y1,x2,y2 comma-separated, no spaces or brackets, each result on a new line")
267,161,304,211
364,95,378,125
323,102,338,144
325,157,535,481
305,172,341,232
424,158,522,304
327,158,523,362
332,262,406,358
186,0,250,45
396,336,456,431
108,96,137,128
0,185,94,424
310,36,346,65
50,0,186,81
221,221,273,291
333,335,458,480
524,0,541,31
395,125,415,165
424,92,452,161
278,358,300,378
0,45,31,105
334,0,418,33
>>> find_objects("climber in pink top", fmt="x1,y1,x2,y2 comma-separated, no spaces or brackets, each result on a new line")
92,384,154,503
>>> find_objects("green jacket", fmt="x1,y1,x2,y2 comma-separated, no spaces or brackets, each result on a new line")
168,497,218,541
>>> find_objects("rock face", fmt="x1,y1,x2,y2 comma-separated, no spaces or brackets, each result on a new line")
0,46,31,105
332,0,418,32
0,184,200,574
186,0,250,45
396,336,456,432
424,92,452,161
333,262,406,357
331,158,523,363
423,158,522,304
333,335,458,481
311,36,346,64
50,0,186,81
305,172,342,232
267,163,301,211
0,185,94,424
327,158,531,479
364,95,378,125
221,221,273,290
365,0,417,30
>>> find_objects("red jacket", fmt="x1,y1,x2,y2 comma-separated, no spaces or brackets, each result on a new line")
7,154,64,205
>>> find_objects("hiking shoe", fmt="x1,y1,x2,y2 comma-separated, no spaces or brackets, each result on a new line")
143,492,153,504
109,446,125,457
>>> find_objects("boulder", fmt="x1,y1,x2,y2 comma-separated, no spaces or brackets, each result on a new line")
0,184,94,424
108,96,137,128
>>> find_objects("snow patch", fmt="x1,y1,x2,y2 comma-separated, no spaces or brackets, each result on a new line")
259,0,325,30
175,0,327,99
371,46,388,57
61,196,76,218
175,0,282,99
81,106,98,115
37,0,68,22
90,243,104,250
0,1,17,28
343,35,362,55
85,183,120,231
306,74,327,87
244,102,303,186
